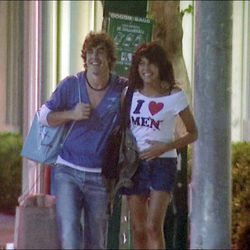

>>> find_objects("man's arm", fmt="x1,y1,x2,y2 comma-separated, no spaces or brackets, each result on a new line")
39,103,92,127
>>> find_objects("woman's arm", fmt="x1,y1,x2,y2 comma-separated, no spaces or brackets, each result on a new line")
170,106,198,148
140,106,198,161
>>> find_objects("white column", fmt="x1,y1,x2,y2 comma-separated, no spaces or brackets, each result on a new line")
41,1,58,99
22,0,42,195
0,1,8,131
58,1,71,80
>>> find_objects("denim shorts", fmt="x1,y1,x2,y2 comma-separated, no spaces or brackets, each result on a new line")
121,158,177,196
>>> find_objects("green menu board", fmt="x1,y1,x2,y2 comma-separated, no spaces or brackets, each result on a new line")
107,12,153,77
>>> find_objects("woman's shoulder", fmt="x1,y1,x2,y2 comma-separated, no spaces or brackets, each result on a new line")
170,85,182,95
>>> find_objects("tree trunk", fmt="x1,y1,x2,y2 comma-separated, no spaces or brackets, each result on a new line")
150,4,191,249
149,1,191,100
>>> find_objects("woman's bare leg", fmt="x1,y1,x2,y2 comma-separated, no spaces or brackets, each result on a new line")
147,190,171,250
127,195,149,249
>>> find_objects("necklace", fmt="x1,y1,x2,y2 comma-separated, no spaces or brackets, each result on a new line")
86,74,110,91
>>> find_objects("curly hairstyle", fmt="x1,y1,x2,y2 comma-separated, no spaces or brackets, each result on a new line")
128,42,175,90
81,31,116,70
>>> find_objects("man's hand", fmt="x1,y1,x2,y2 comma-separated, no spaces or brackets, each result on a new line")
72,103,91,121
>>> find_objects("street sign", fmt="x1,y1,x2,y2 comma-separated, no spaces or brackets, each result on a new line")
107,12,153,77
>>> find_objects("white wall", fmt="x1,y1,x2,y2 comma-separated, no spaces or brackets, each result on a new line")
231,1,250,141
241,1,250,141
181,1,250,142
231,1,244,141
58,1,103,81
180,1,195,90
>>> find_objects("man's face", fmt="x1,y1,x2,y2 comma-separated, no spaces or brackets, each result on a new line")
86,44,110,76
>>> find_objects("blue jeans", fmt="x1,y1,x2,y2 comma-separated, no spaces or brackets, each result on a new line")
54,165,109,249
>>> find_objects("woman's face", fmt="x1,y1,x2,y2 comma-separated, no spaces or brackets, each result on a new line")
138,57,160,85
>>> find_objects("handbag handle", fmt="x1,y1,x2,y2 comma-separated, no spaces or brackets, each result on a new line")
61,75,81,145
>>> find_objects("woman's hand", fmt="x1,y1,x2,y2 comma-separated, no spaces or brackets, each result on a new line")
140,140,169,161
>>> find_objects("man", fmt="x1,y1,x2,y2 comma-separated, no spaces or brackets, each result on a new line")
39,31,127,249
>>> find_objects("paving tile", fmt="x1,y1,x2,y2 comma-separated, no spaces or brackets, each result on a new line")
0,213,15,248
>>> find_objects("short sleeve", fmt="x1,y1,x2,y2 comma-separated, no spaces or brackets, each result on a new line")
45,75,79,111
173,91,189,115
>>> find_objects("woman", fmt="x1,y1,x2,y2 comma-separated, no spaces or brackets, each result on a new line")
122,43,198,249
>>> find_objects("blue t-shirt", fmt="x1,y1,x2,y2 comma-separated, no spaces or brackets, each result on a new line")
45,71,127,170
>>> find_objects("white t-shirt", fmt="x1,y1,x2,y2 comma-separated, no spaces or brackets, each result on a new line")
130,90,188,158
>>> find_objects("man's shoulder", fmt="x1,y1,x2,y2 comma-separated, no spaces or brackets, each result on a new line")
66,71,84,82
59,71,83,86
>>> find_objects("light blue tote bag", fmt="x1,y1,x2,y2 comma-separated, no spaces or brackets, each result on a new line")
21,113,69,165
21,76,80,165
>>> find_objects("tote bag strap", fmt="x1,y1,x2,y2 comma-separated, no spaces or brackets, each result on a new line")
61,75,81,145
120,85,134,131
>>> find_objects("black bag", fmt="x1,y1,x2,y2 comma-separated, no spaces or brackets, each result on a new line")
102,126,122,179
102,87,139,193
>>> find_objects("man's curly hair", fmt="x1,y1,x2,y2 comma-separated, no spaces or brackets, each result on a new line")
81,31,116,70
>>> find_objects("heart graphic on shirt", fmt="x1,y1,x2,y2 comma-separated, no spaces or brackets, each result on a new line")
149,101,164,115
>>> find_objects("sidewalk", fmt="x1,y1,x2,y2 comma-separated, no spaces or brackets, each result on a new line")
0,213,15,249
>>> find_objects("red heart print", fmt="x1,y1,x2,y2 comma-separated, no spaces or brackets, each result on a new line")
149,101,164,115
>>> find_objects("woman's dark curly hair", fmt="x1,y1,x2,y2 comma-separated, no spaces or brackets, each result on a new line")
128,42,175,89
81,31,116,70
